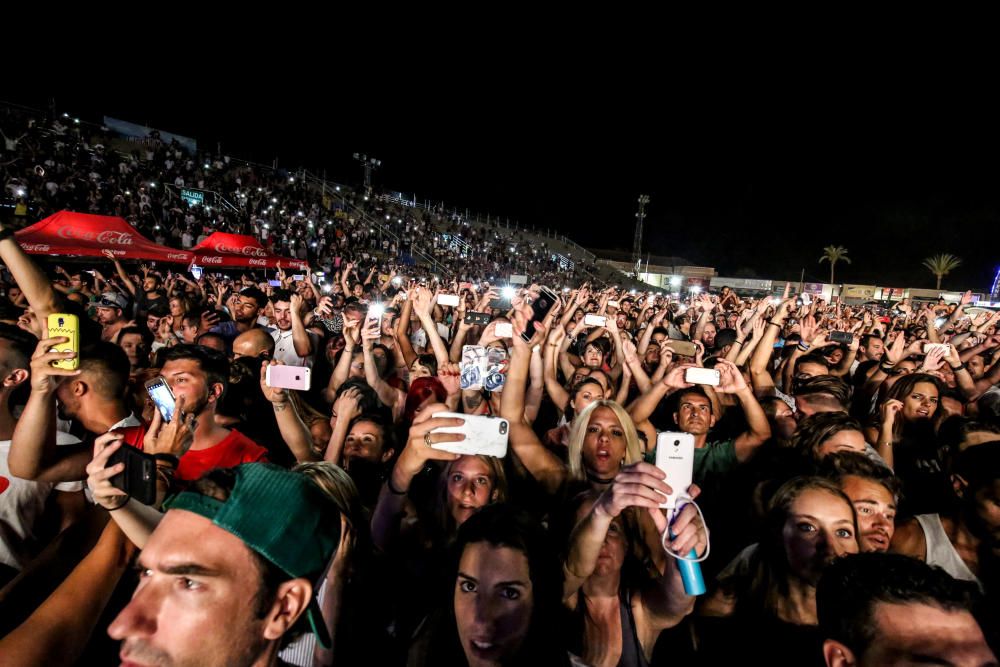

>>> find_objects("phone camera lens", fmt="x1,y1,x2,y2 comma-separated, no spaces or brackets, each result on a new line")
674,440,680,447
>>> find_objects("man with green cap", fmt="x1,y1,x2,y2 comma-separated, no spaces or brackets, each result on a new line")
108,463,340,666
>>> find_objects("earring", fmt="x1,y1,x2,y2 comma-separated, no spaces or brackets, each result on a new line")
620,457,625,467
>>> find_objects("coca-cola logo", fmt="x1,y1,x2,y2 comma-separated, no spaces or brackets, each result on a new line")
166,253,189,260
212,243,267,257
55,226,134,245
201,256,223,264
247,258,267,266
19,243,51,252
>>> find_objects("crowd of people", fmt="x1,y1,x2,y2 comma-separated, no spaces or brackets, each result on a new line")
0,105,998,666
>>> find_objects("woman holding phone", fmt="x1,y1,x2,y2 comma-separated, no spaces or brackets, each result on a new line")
561,464,706,666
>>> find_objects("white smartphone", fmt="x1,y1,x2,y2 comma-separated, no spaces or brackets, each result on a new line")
584,314,607,327
494,322,513,338
292,274,305,281
655,432,696,510
923,342,950,356
438,293,460,307
430,412,509,457
266,365,312,391
685,367,720,386
607,300,620,309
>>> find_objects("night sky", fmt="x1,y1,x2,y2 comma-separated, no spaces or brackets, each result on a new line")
14,72,1000,292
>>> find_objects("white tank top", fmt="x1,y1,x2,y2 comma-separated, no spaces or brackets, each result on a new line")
915,514,980,585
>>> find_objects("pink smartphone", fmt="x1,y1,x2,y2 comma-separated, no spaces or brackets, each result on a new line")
265,365,312,391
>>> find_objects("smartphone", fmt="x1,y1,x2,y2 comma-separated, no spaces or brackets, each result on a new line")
799,293,812,306
655,432,695,510
438,294,460,307
459,282,474,290
190,266,203,281
107,444,158,505
829,330,853,344
292,274,305,281
266,365,312,391
584,314,607,327
665,340,698,357
520,286,559,343
145,376,176,422
464,311,491,326
268,279,281,287
488,298,512,310
46,313,80,371
685,367,720,386
430,412,509,458
607,300,620,309
923,342,950,356
494,322,513,338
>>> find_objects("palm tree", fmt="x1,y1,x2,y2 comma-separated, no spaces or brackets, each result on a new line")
923,254,962,290
818,245,851,284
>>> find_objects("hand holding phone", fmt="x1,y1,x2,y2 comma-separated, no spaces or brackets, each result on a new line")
430,412,509,457
145,376,176,422
266,365,312,391
47,314,79,371
684,367,720,386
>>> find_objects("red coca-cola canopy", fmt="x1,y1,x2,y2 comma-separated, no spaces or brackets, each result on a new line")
15,211,193,263
191,232,306,270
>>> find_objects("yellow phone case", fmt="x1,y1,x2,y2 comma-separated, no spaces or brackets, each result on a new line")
47,313,80,370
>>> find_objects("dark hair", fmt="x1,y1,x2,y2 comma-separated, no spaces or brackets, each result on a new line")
953,440,1000,491
817,552,980,659
160,344,230,394
370,343,392,378
335,379,384,417
790,412,865,461
742,477,857,616
80,342,131,400
566,378,605,420
195,331,229,352
794,375,851,408
859,334,883,349
269,288,292,305
714,328,738,349
883,373,944,426
345,414,396,460
239,287,268,309
147,303,169,318
0,323,37,373
793,353,831,375
819,451,901,501
426,504,569,666
412,353,438,377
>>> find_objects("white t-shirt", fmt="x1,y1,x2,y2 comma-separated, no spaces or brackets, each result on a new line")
271,328,318,368
0,432,84,570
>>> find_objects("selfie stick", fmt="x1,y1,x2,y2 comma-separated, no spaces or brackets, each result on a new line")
665,500,708,596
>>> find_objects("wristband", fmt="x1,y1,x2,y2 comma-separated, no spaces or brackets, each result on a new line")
768,321,782,328
950,362,967,372
106,496,130,511
797,343,811,352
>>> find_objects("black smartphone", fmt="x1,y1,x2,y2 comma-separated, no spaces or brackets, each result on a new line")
488,298,511,310
521,286,559,343
464,311,492,326
829,331,853,344
107,445,158,505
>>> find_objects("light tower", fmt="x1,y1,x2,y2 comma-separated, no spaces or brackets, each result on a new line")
633,194,649,276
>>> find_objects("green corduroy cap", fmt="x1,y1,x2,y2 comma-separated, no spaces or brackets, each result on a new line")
164,463,339,648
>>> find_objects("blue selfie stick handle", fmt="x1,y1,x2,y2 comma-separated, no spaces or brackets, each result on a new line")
669,507,706,596
678,550,705,596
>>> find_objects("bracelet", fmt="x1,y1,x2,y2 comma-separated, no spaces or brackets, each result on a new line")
797,343,811,352
385,475,408,496
733,340,744,346
951,362,967,372
768,321,782,328
106,496,130,511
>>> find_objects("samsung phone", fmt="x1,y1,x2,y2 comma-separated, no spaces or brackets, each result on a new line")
655,432,695,510
46,313,79,371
